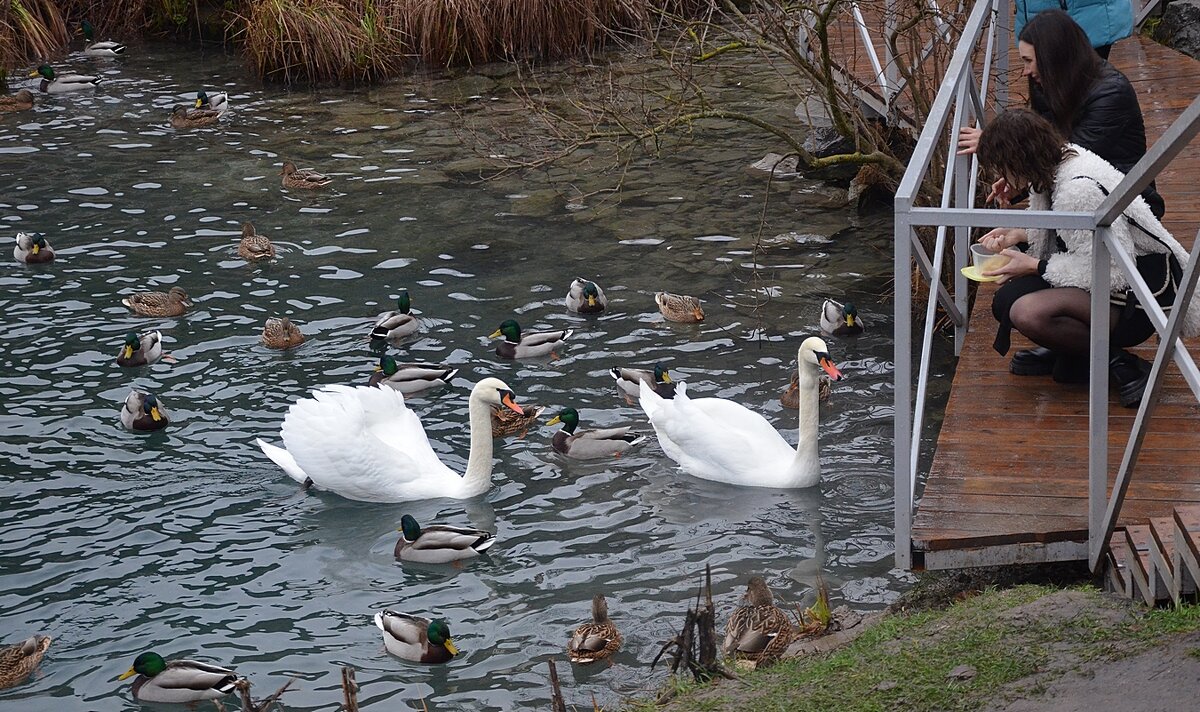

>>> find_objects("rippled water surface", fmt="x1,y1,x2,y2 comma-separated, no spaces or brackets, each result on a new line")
1,43,910,710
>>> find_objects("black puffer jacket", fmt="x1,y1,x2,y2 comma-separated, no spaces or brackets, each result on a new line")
1030,62,1165,218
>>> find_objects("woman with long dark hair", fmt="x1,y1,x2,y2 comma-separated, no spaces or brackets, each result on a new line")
974,110,1195,408
959,10,1164,218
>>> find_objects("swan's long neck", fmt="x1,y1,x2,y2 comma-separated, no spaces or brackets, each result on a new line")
789,362,822,487
460,396,497,496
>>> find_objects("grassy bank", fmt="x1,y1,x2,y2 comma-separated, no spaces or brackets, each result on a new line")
630,583,1200,711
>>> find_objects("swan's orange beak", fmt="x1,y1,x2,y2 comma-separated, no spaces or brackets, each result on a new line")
500,391,523,415
817,353,843,381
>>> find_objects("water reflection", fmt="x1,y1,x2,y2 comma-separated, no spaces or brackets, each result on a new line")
0,43,915,710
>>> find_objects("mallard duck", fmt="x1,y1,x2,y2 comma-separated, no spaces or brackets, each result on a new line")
374,611,458,663
489,319,572,359
639,336,842,488
117,330,175,367
655,291,705,322
121,286,192,317
370,290,419,341
491,402,545,438
611,363,675,402
257,378,522,502
781,371,832,408
29,65,100,93
196,90,228,113
0,89,34,113
394,514,495,564
281,161,332,190
118,652,245,704
722,576,795,667
169,104,220,129
566,277,607,314
81,20,126,56
13,232,54,264
820,298,865,336
546,408,645,459
368,355,457,394
237,221,275,261
0,635,51,690
120,389,169,432
262,317,305,349
568,594,622,664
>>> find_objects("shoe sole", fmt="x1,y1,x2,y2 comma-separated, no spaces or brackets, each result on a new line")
1010,361,1055,376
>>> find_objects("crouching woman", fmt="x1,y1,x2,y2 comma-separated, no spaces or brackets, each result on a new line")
975,109,1198,408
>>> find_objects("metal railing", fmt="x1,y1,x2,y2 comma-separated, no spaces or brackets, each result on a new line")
892,0,1200,571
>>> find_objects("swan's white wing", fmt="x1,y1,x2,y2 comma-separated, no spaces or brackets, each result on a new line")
256,438,309,484
278,385,457,502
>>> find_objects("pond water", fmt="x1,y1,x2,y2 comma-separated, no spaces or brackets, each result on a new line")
0,41,917,711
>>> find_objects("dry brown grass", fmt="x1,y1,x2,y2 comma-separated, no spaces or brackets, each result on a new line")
0,0,69,69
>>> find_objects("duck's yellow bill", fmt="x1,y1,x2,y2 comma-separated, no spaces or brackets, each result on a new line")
546,415,561,426
587,295,596,306
488,329,502,338
122,345,133,359
31,244,40,254
118,667,137,681
195,98,202,108
444,639,459,656
150,407,162,421
661,372,673,383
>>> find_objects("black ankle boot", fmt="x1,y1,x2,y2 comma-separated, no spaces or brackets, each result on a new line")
1052,354,1090,384
1110,350,1152,408
1010,346,1056,376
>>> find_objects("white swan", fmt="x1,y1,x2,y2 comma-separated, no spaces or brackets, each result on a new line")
256,378,523,502
638,336,842,488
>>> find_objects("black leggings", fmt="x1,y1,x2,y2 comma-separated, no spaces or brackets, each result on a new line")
991,275,1154,356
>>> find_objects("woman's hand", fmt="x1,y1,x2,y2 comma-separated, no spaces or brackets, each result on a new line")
977,227,1027,253
956,126,982,156
984,249,1040,283
986,177,1017,207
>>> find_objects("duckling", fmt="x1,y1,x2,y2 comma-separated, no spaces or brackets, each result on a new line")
236,221,275,261
781,371,832,408
394,514,496,564
568,594,622,664
0,635,51,690
121,286,192,317
370,289,419,341
566,277,607,314
489,319,571,359
281,161,332,190
118,651,245,704
117,330,175,367
261,317,305,349
195,90,228,113
81,20,126,56
0,89,34,113
722,576,795,667
610,363,675,402
546,407,645,459
373,611,458,664
13,232,54,264
368,354,457,394
655,291,705,322
29,64,100,93
169,104,220,129
492,403,545,438
820,298,865,336
120,390,169,432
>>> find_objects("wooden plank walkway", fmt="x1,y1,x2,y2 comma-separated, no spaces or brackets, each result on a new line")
910,36,1200,569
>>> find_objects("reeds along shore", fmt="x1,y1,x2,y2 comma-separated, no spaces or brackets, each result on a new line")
0,0,709,87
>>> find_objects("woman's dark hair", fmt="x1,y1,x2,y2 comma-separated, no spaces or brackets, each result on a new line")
1018,10,1103,134
977,109,1072,195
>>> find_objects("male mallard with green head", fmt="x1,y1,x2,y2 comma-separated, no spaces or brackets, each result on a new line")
394,514,496,564
370,289,419,341
261,317,305,349
169,104,220,129
0,89,34,113
368,355,458,394
238,222,275,261
0,635,51,690
13,232,54,264
655,291,705,322
546,408,644,459
120,390,169,432
196,90,228,113
566,277,607,314
117,330,175,367
568,594,622,664
122,286,192,317
29,64,100,93
118,651,245,703
722,576,795,667
820,298,865,336
281,161,332,190
610,363,675,402
489,319,571,359
81,20,126,56
374,611,459,663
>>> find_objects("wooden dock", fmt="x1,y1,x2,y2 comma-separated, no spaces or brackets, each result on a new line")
910,35,1200,574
